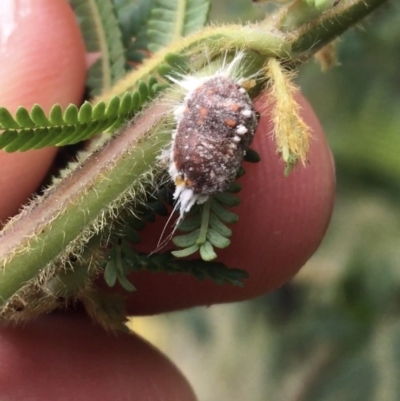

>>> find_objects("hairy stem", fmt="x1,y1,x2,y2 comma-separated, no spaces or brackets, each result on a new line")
290,0,390,61
95,24,289,103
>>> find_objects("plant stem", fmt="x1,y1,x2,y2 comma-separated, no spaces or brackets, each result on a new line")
290,0,391,61
197,200,212,245
95,25,289,104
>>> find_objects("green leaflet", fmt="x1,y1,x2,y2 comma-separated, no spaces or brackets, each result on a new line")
244,148,261,163
226,181,242,193
210,200,239,225
104,241,137,291
171,244,200,258
69,0,126,96
209,214,232,237
176,212,202,232
104,257,118,287
199,241,217,261
0,77,160,152
173,229,201,248
207,228,231,249
147,0,211,52
214,192,241,207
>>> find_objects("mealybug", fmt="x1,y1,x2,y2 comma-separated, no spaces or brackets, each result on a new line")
166,53,259,219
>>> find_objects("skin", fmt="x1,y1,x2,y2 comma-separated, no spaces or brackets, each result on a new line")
0,1,335,400
0,0,86,221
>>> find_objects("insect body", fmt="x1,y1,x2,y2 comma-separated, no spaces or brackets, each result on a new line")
169,73,259,217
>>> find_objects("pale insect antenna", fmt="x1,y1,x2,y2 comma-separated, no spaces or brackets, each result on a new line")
151,201,185,255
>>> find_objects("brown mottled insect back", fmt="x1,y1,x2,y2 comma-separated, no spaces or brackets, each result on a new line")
167,53,259,219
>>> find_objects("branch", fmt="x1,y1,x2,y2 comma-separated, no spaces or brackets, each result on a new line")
290,0,391,61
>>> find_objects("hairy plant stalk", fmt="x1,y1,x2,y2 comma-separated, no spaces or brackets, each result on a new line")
94,24,289,103
289,0,390,61
266,58,311,172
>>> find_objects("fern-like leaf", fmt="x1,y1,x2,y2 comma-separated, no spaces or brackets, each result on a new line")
0,76,159,151
70,0,127,96
147,0,211,53
104,240,249,288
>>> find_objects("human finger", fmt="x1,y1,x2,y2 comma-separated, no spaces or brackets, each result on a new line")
0,0,86,222
0,314,196,401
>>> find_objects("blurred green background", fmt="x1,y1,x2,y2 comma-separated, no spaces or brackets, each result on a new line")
129,1,400,400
